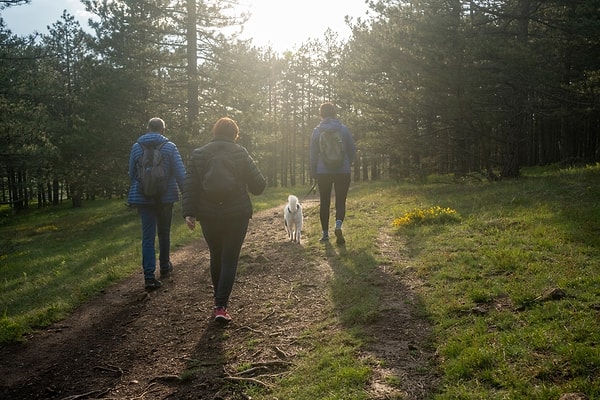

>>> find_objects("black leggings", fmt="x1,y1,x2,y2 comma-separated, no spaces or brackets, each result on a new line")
317,173,351,232
199,216,249,308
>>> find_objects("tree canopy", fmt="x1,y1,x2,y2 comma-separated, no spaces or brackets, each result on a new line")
0,0,598,209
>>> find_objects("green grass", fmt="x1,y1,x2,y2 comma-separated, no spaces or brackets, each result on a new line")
395,164,600,399
2,164,600,399
1,200,140,341
247,326,371,400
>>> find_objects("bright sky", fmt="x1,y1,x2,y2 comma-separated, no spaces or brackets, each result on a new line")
1,0,369,52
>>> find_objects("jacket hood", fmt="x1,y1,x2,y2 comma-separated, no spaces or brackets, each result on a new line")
317,117,343,131
138,132,169,146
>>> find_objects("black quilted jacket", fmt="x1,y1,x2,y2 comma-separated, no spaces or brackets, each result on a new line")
182,138,266,220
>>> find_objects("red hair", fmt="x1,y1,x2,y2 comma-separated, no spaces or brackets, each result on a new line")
212,117,239,141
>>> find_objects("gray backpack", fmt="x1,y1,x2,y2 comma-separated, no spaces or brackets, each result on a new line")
319,128,345,169
136,141,168,198
201,148,241,204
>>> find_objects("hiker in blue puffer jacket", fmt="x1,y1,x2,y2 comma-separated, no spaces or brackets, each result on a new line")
128,117,186,291
310,102,356,245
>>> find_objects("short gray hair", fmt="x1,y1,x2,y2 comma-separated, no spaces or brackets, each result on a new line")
147,117,165,132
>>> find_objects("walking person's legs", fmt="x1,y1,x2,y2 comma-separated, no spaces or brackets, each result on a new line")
200,217,249,322
333,173,351,244
317,174,334,241
199,218,224,301
215,218,249,309
156,203,174,277
139,205,161,289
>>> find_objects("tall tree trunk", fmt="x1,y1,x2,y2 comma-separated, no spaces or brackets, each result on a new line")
450,0,468,178
53,179,60,205
186,0,199,126
502,0,531,178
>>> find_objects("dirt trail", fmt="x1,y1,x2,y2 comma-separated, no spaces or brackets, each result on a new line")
0,200,439,399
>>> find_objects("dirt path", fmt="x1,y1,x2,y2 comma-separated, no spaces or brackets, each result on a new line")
0,200,439,399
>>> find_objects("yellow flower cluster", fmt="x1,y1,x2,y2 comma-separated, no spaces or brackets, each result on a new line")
392,206,460,227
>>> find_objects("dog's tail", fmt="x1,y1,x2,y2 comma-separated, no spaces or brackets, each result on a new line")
288,195,298,210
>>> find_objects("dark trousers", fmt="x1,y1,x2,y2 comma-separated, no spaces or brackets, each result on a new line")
199,216,250,308
317,173,351,232
138,203,173,280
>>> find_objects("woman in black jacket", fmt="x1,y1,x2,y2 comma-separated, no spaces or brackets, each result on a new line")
182,117,266,323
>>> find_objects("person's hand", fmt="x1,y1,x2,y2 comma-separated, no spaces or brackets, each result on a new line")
185,216,196,231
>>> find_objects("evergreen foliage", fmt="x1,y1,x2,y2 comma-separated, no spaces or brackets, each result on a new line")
0,0,598,208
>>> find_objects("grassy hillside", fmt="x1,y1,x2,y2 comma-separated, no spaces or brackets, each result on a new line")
385,165,600,399
2,164,599,399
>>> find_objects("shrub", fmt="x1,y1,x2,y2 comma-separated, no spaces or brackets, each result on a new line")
392,205,460,228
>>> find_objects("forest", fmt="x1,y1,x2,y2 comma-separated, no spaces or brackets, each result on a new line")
1,0,598,209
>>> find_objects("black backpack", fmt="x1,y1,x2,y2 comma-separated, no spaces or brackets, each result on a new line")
201,147,241,204
136,141,169,198
319,128,345,169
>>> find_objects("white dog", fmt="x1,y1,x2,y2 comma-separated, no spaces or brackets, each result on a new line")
284,194,303,243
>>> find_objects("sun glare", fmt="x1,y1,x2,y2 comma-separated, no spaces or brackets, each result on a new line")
1,0,368,53
236,0,368,51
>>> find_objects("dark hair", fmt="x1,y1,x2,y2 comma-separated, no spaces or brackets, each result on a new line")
212,117,240,141
319,102,336,118
147,117,165,132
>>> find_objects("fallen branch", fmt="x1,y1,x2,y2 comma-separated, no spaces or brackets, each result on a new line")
223,375,270,388
131,383,160,399
235,365,268,377
260,309,276,322
233,325,264,334
273,346,289,359
93,364,123,376
252,360,293,368
59,388,109,400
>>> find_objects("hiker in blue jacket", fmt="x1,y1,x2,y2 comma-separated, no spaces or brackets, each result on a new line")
128,117,186,291
310,102,356,245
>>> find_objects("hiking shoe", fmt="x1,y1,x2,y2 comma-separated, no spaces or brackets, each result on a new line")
214,307,232,323
144,278,163,291
334,228,345,245
319,235,329,242
160,261,173,279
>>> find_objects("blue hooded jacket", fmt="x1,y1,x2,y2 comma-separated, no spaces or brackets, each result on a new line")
310,117,356,177
127,132,186,205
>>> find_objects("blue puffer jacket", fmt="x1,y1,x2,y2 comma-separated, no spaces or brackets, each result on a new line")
127,132,186,205
310,117,356,177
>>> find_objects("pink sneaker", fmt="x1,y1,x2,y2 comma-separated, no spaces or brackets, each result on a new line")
214,307,232,323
